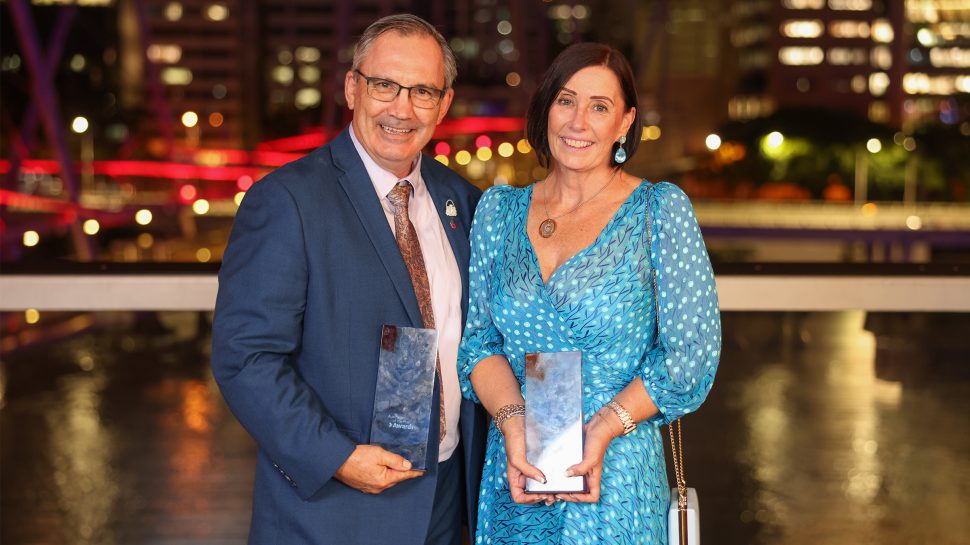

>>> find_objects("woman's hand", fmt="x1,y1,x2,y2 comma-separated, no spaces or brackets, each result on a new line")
557,410,621,503
502,416,556,505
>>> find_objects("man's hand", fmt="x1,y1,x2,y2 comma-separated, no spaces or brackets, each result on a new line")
333,445,424,494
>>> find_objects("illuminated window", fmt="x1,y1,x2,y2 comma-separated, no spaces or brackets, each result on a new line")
295,47,320,63
871,19,894,43
782,20,824,38
871,46,892,70
299,66,321,83
869,72,889,96
958,76,970,93
828,0,871,10
295,88,321,109
868,101,889,123
161,67,192,85
930,48,970,68
903,73,968,95
828,47,868,65
829,20,870,39
147,44,182,64
916,28,936,47
779,46,824,65
205,3,229,21
272,66,294,85
782,0,824,9
164,2,182,22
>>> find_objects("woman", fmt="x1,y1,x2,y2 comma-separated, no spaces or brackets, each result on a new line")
458,43,720,544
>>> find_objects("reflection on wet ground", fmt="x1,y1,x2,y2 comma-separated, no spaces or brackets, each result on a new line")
1,311,968,544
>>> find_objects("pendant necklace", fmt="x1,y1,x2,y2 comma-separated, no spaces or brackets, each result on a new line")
538,168,620,238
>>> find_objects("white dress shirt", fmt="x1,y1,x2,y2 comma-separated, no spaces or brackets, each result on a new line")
349,126,462,462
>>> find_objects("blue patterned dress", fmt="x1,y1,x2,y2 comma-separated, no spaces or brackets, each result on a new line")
458,180,720,545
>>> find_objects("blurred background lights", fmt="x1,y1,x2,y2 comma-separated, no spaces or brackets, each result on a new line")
179,184,197,202
23,231,40,247
192,199,210,215
434,154,449,166
766,131,785,148
135,209,153,225
234,192,246,206
236,175,254,191
196,248,212,262
71,116,89,134
181,111,198,128
137,233,154,248
705,134,722,151
205,3,229,21
476,147,493,161
475,135,492,148
866,138,882,153
498,142,514,157
82,219,100,235
906,215,922,230
25,308,40,324
164,2,182,21
516,139,532,154
455,150,472,165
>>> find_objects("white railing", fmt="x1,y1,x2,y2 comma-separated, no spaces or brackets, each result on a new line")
2,270,969,312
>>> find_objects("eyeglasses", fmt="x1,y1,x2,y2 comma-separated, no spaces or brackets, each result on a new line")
354,70,446,109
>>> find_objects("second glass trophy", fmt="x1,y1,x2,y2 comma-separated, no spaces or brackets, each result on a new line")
369,324,438,471
524,351,587,494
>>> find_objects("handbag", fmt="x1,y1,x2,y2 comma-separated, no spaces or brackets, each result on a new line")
667,419,699,545
644,185,700,544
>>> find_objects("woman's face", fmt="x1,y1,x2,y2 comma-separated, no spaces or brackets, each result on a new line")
546,65,635,174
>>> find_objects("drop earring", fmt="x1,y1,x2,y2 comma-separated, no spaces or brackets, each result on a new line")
614,136,628,164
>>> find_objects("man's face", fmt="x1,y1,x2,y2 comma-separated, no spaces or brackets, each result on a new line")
345,32,453,178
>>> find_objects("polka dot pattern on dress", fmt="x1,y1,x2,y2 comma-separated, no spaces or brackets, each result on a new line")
458,181,720,544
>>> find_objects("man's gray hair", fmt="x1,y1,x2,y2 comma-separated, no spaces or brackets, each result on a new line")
352,14,458,89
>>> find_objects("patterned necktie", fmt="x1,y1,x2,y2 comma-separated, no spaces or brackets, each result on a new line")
386,180,445,442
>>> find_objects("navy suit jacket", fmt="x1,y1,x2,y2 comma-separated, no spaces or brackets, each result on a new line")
212,127,486,545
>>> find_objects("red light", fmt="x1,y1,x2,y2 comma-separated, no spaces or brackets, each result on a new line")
475,135,492,149
237,175,254,191
434,142,451,156
179,184,198,202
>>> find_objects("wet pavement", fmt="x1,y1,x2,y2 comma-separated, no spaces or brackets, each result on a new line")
1,311,968,545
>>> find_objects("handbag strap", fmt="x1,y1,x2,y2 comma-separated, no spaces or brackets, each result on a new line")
644,183,690,514
669,419,688,509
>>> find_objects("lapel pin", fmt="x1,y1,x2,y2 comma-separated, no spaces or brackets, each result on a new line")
450,220,457,230
445,199,458,218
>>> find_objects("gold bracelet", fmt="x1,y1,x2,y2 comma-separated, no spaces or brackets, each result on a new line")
493,403,525,434
605,400,637,436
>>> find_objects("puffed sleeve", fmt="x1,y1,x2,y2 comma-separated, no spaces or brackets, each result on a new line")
457,185,511,403
639,182,720,424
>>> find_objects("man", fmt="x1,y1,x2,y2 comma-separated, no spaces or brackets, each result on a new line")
212,14,485,545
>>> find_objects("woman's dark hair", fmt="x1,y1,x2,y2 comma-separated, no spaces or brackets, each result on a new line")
526,43,641,169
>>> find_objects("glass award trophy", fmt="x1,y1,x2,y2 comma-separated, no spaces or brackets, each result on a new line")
524,351,587,494
369,324,438,471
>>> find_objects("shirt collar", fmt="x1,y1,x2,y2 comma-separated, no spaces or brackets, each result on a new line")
349,124,425,199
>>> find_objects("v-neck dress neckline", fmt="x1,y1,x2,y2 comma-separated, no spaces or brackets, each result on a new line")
523,180,649,288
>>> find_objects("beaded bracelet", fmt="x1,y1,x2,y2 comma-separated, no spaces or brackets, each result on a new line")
493,403,525,434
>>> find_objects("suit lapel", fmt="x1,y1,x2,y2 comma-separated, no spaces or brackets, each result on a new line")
330,129,423,327
422,160,471,321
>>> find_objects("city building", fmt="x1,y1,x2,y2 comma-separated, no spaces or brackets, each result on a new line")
729,0,970,129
